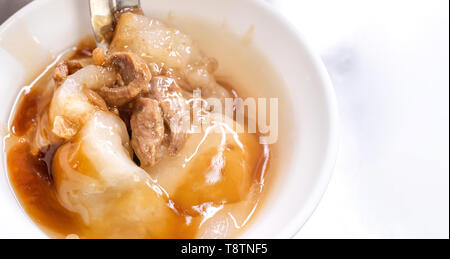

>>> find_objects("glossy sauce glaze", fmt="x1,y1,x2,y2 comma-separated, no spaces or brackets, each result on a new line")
5,38,271,239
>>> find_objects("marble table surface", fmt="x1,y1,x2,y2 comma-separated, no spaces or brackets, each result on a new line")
266,0,449,239
1,0,448,239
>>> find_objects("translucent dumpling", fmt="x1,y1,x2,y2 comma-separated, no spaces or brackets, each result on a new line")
48,65,115,139
52,111,197,238
148,114,262,215
110,13,230,99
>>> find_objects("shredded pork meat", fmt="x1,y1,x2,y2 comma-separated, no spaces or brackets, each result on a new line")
98,52,152,107
130,97,165,167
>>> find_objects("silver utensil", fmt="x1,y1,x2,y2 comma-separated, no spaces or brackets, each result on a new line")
89,0,141,50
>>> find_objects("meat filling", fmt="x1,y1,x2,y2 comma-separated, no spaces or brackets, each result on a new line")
98,52,152,107
131,97,165,167
149,76,189,155
53,60,85,86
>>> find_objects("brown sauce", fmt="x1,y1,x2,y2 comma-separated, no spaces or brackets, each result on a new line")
7,143,83,236
5,38,270,239
10,90,41,137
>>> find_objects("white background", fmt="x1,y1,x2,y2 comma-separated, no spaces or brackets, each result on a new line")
264,0,449,239
1,0,449,239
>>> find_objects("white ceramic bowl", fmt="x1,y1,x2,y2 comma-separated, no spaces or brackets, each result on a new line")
0,0,338,239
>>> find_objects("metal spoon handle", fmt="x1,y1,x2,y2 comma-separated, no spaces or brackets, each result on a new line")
89,0,114,49
89,0,141,49
110,0,141,12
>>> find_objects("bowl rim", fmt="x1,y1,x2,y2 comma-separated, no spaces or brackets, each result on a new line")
249,0,340,238
0,0,340,239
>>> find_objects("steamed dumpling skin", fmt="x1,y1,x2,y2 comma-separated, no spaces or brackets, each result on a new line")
148,114,262,215
49,65,115,139
52,111,197,238
110,13,201,71
110,13,231,99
